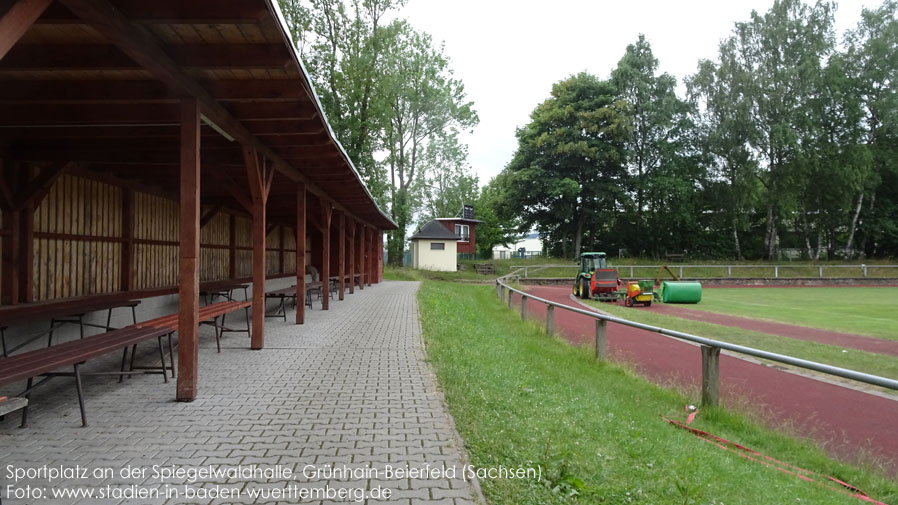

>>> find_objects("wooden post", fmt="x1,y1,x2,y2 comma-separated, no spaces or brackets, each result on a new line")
176,97,201,402
520,295,527,319
376,231,383,283
228,214,236,279
18,199,34,303
367,227,373,286
244,148,268,350
337,211,345,301
348,216,355,295
320,197,332,310
279,225,285,275
546,305,554,335
356,223,365,289
121,188,134,291
498,284,505,302
507,289,513,309
701,345,721,406
595,319,607,360
295,183,305,324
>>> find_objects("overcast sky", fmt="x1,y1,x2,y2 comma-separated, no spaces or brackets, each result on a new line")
397,0,872,186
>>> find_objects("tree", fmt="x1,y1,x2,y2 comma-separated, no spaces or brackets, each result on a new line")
474,174,523,257
416,132,480,223
379,22,478,265
502,73,629,258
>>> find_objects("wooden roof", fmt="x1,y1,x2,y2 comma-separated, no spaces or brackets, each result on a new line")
0,0,396,230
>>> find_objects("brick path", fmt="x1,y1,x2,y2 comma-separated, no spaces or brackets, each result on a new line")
1,281,481,505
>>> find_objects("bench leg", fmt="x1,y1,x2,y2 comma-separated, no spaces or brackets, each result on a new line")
132,305,137,325
47,319,56,347
280,296,287,322
79,315,85,339
106,309,113,332
167,333,176,378
157,336,169,384
1,327,7,358
20,378,33,428
128,344,137,378
73,364,88,427
118,347,129,383
215,315,222,353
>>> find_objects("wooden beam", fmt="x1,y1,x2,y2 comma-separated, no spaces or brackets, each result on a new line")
121,188,134,291
337,211,345,301
211,172,253,214
320,197,332,310
177,97,201,402
14,161,71,211
244,146,266,350
0,157,14,211
0,0,52,59
39,0,269,24
199,204,224,229
376,231,383,283
348,216,355,295
296,183,306,324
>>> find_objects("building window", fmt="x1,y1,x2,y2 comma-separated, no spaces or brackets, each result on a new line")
455,224,470,242
430,242,445,250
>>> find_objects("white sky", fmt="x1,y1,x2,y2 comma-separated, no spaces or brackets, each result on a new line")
397,0,872,186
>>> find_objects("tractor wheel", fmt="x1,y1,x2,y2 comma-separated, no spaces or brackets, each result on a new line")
580,279,590,299
644,301,652,307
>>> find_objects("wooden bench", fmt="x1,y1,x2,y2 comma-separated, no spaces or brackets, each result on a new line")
264,287,296,321
0,325,174,427
0,298,140,358
0,396,28,417
136,300,252,354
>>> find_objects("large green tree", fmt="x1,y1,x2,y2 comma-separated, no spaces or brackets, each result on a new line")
503,73,629,258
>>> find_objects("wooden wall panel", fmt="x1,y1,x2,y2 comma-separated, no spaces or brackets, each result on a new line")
133,192,179,290
32,174,123,300
199,209,229,281
236,250,253,278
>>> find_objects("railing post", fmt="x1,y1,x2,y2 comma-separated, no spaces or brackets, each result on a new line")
499,284,506,303
701,345,721,406
727,265,732,278
774,265,779,278
595,319,606,360
818,266,823,278
630,266,634,278
508,289,514,310
524,267,528,278
546,305,554,335
679,266,684,278
521,295,528,320
496,282,501,299
863,264,867,278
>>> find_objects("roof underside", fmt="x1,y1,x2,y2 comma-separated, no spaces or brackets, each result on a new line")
0,0,395,229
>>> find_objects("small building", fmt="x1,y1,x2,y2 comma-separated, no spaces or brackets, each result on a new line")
435,217,482,257
410,221,461,271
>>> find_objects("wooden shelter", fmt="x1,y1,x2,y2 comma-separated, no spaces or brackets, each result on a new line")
0,0,394,401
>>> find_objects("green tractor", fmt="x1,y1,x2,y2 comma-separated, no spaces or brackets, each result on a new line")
572,252,620,301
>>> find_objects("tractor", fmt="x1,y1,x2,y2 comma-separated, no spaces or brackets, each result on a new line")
572,252,620,301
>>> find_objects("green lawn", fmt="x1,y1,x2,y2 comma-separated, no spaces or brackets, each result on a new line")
585,300,898,382
417,281,898,505
677,287,898,340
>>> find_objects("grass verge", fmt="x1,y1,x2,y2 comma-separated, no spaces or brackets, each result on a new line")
669,287,898,341
417,281,898,504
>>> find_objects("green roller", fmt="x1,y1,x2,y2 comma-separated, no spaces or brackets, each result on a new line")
661,281,702,303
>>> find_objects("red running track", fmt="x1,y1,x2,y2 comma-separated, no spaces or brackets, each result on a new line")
646,304,898,358
518,285,898,470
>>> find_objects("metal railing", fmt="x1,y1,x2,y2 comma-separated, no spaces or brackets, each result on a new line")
495,276,898,406
512,264,898,279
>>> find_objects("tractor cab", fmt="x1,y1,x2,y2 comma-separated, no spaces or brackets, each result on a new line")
578,252,607,276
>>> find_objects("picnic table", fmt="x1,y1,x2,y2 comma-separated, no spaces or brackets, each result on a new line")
199,279,249,303
0,298,140,358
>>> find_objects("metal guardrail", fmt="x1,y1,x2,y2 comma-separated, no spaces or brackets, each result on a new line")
495,276,898,406
511,264,898,279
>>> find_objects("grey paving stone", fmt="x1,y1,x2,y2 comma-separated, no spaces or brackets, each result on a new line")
1,282,481,504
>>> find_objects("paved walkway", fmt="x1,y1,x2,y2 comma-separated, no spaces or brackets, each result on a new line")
521,286,898,471
1,281,480,505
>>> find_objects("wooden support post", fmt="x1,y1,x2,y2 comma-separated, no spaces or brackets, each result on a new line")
498,284,505,302
507,289,513,309
595,319,607,360
337,211,345,301
701,345,721,406
377,231,383,283
348,216,355,295
496,282,501,299
18,199,34,303
367,227,373,286
357,222,364,290
0,160,20,305
228,214,236,279
121,188,134,291
295,182,305,324
320,197,332,310
176,98,201,402
0,0,52,59
546,305,554,335
520,295,527,319
244,148,269,350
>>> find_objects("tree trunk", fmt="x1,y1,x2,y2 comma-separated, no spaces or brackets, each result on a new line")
844,191,864,259
765,205,778,260
732,224,744,261
573,210,584,258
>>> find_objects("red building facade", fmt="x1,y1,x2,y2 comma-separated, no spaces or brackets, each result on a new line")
436,218,481,255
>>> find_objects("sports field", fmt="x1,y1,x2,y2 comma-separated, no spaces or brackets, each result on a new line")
676,287,898,340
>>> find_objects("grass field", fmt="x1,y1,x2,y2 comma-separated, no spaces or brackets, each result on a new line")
677,287,898,341
417,281,898,505
584,299,898,382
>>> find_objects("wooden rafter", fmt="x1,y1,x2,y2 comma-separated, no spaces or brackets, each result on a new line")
199,204,224,229
14,161,73,211
0,0,52,59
